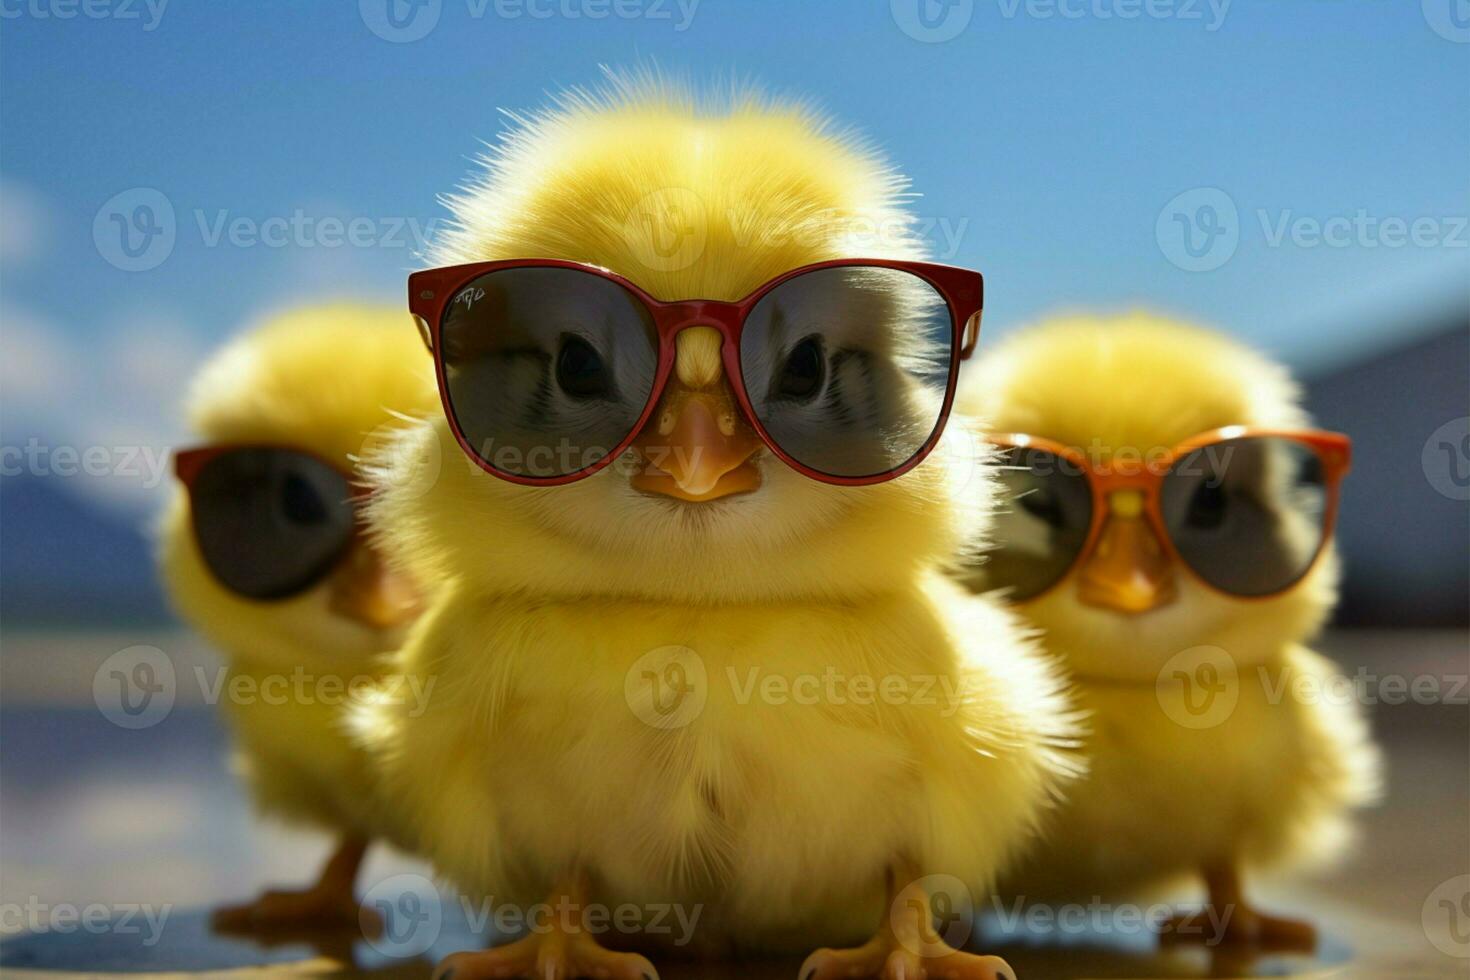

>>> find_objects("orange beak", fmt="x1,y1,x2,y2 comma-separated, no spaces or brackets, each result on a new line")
1076,490,1178,614
630,327,762,503
328,542,422,630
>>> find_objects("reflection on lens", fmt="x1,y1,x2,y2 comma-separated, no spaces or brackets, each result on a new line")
1161,436,1328,596
739,265,955,478
979,447,1094,600
440,267,658,478
191,448,355,600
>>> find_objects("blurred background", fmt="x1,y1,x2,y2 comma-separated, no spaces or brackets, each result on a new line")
1,1,1466,977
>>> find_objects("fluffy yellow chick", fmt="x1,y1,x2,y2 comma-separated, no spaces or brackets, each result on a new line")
158,304,437,930
958,313,1380,947
356,77,1081,980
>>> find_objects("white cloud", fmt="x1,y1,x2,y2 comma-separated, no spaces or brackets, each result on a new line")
0,304,78,406
2,304,204,519
0,179,51,267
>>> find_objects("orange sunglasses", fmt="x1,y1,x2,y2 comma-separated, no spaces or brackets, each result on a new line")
981,426,1351,611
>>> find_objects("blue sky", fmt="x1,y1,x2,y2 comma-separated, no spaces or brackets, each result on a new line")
1,0,1466,514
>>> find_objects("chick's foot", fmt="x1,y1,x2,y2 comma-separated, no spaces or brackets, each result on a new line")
433,875,658,980
212,884,372,932
212,836,378,934
1163,904,1316,950
799,868,1014,980
1161,865,1315,950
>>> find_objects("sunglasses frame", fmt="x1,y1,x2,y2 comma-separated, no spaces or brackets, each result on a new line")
986,426,1352,603
407,257,984,487
173,444,368,601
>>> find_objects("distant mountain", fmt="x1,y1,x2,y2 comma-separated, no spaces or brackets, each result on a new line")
0,475,174,626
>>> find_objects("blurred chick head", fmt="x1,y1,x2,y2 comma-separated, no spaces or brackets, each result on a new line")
958,312,1340,680
371,74,989,605
160,304,438,672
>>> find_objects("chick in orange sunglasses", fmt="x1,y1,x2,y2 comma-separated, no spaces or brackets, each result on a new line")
963,313,1380,953
984,426,1350,612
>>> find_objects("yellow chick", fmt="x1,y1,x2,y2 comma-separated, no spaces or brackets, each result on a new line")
356,76,1081,980
158,304,437,930
958,313,1380,947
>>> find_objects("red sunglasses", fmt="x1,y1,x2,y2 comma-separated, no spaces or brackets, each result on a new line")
407,258,983,491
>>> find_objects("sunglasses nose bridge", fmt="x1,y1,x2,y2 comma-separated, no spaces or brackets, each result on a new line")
653,299,743,341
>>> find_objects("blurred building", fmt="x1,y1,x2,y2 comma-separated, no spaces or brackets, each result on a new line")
1305,311,1469,627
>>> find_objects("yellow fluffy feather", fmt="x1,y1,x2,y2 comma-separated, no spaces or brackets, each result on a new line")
356,78,1082,973
958,313,1381,921
157,304,438,923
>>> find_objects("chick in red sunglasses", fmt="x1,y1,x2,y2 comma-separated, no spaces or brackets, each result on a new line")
358,80,1083,980
959,314,1380,950
159,305,435,932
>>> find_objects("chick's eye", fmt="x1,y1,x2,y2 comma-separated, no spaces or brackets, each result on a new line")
555,336,609,399
776,335,825,400
1186,481,1228,530
280,472,330,526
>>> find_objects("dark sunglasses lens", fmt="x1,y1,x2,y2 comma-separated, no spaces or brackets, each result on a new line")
980,447,1093,600
190,449,355,600
439,267,658,479
738,266,955,479
1161,436,1329,597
